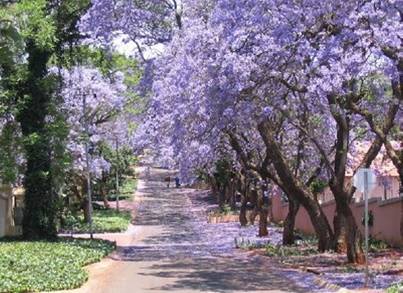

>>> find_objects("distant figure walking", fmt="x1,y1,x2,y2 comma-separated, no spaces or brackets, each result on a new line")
164,176,171,188
175,177,181,188
146,166,151,178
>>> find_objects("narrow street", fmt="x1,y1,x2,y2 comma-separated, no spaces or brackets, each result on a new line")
66,166,328,293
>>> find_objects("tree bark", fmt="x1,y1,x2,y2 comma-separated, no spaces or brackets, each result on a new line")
283,198,299,245
333,210,348,253
258,121,334,251
248,189,258,225
19,41,56,240
331,187,365,264
304,197,334,251
344,206,365,264
399,172,403,238
83,198,91,223
239,195,248,226
100,173,110,209
258,198,269,237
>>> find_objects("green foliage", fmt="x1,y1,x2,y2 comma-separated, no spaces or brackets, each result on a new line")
310,178,327,194
0,121,21,183
11,0,57,49
387,282,403,293
265,244,318,257
361,210,374,227
91,143,137,200
213,158,234,186
120,177,138,195
0,238,114,293
105,177,138,201
220,203,232,215
368,237,390,252
61,209,131,233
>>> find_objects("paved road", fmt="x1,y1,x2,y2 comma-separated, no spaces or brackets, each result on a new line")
64,167,327,293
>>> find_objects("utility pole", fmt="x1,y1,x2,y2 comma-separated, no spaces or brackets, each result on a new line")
115,137,120,212
364,170,369,287
83,93,94,239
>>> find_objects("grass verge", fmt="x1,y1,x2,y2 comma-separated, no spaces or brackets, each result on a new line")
62,209,132,233
108,177,137,201
0,238,114,293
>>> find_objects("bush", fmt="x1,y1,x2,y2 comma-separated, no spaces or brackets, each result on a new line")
0,238,114,292
369,237,390,252
61,209,131,233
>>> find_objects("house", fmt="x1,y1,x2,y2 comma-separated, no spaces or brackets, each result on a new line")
319,141,401,204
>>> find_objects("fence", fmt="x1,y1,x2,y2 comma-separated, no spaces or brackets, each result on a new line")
271,193,403,247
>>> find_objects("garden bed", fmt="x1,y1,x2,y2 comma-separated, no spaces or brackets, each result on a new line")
0,238,115,292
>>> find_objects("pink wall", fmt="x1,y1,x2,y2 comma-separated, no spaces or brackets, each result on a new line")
272,194,403,247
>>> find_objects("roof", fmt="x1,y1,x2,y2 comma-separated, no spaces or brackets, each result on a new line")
347,141,400,177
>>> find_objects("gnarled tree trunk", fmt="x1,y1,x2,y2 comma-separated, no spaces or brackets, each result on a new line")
258,197,269,237
258,121,335,251
239,195,248,226
248,189,258,225
332,188,365,264
333,210,347,253
283,198,299,245
303,197,335,252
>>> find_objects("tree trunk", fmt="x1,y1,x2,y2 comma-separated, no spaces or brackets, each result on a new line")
228,181,236,210
100,175,110,209
218,188,226,208
303,197,335,252
102,194,110,209
333,210,347,253
257,121,334,252
19,41,56,240
345,210,365,264
83,198,91,223
399,172,403,238
335,197,365,264
283,199,299,245
239,195,248,226
248,189,258,225
258,202,269,236
256,187,268,237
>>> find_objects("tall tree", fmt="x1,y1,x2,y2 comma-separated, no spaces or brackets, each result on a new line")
6,0,91,239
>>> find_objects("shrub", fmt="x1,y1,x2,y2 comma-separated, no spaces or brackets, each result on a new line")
369,237,390,252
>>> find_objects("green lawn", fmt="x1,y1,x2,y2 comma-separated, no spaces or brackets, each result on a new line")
99,177,137,202
63,209,132,233
0,238,114,293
